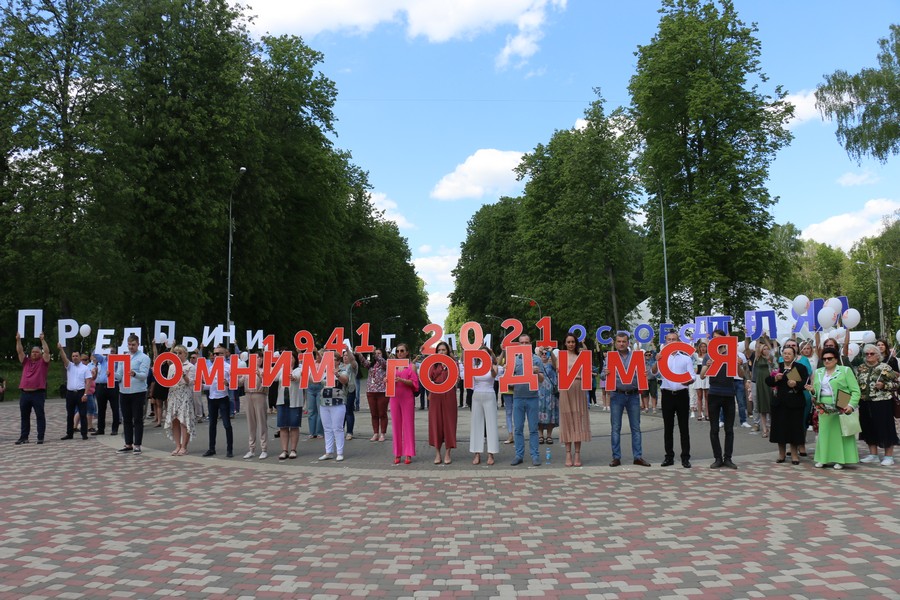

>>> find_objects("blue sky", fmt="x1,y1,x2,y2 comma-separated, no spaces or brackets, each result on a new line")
247,0,900,325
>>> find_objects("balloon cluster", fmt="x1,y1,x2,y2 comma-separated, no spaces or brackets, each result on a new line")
792,295,876,361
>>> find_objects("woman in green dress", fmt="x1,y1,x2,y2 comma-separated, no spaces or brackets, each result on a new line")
805,347,861,470
752,340,776,438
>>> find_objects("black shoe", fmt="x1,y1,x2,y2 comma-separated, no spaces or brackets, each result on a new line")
14,438,28,445
723,460,738,469
116,446,133,453
682,459,692,468
226,450,234,458
81,436,89,440
609,458,621,467
60,435,73,440
111,429,118,435
91,431,104,436
36,439,44,445
510,457,524,466
274,431,280,438
203,449,216,457
710,459,724,469
660,458,675,467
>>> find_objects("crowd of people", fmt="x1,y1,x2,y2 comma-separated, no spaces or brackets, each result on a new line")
10,326,899,470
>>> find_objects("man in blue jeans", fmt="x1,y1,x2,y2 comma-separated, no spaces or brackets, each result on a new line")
605,332,651,467
510,333,544,466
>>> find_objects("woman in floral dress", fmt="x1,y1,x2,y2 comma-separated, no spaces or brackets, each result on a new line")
164,345,195,456
856,344,899,466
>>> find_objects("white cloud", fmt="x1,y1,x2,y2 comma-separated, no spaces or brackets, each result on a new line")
418,244,433,254
413,247,460,325
249,0,566,67
785,90,819,128
430,149,524,200
369,192,415,229
836,170,880,187
573,118,588,131
801,198,900,251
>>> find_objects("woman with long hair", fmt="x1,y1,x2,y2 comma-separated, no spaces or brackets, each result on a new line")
469,346,499,465
558,335,591,467
362,347,389,442
428,341,458,464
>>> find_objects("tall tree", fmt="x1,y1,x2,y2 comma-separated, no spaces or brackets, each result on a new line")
629,0,793,326
816,24,900,163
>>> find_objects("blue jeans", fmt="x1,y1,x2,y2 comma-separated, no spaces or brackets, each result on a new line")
207,397,233,452
307,383,324,436
513,395,539,461
19,390,47,441
610,392,643,460
719,381,748,424
345,390,356,434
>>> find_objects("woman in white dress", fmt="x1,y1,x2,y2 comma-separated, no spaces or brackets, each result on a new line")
164,345,195,456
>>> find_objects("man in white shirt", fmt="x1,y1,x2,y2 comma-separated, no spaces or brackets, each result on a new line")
653,331,695,468
58,344,92,440
204,344,234,458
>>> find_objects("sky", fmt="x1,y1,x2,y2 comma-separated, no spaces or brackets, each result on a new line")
244,0,900,326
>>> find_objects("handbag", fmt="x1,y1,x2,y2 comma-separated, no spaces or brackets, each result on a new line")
839,410,862,437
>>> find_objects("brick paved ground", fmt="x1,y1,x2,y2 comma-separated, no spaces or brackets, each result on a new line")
2,399,899,599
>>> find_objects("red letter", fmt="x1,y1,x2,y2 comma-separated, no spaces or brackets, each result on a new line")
194,356,225,392
355,322,374,353
463,349,491,388
421,323,442,355
261,351,293,388
386,359,410,396
657,342,694,385
498,344,538,394
605,350,648,391
109,354,130,388
420,354,458,394
535,316,557,349
707,336,737,378
500,318,524,348
154,352,181,388
300,353,332,390
262,334,275,351
293,330,315,353
324,328,345,353
230,354,258,390
559,350,591,391
459,321,484,351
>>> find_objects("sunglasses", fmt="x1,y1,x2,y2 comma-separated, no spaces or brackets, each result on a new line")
214,352,225,356
864,352,876,356
823,356,837,361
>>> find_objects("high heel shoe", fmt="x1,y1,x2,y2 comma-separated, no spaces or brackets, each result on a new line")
404,457,411,465
393,457,401,465
776,458,786,463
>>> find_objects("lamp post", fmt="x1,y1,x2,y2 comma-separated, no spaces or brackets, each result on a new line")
510,294,542,320
380,314,401,348
349,295,379,348
226,166,247,328
856,260,885,338
647,168,671,324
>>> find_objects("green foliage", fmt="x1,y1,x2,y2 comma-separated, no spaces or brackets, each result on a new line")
816,25,900,163
629,0,793,326
0,0,427,347
452,95,645,339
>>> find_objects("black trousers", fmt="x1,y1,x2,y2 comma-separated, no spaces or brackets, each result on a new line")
120,391,147,446
708,393,735,461
66,389,88,439
208,397,233,452
95,383,120,433
661,388,691,461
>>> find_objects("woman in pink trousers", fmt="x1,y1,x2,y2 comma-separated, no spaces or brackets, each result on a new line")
389,343,419,465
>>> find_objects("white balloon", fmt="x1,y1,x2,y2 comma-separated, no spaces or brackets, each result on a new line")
240,351,249,362
274,351,281,358
848,344,860,360
862,331,876,344
896,330,900,344
792,295,810,315
825,297,843,315
817,307,836,329
78,324,91,337
748,340,756,351
156,333,167,344
165,340,174,349
841,308,861,329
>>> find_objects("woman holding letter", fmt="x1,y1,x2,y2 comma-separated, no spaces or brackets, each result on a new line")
765,345,808,464
805,347,861,469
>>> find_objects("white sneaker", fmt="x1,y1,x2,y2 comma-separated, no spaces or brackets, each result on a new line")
740,422,751,428
833,463,843,470
336,455,344,462
318,453,334,461
807,425,813,431
259,452,268,460
881,456,895,466
243,451,254,460
345,433,353,441
860,454,880,464
815,462,825,468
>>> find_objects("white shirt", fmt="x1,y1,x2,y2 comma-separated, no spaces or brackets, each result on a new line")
734,351,747,380
65,361,91,392
659,351,695,391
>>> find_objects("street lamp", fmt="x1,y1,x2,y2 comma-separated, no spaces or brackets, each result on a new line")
510,294,542,320
349,295,379,348
226,166,247,328
855,260,885,337
380,314,401,346
647,167,671,324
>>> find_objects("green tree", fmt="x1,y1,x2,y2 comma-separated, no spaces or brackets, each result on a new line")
816,25,900,163
629,0,793,326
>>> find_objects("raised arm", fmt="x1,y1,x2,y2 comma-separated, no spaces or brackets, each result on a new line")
57,342,70,368
15,332,24,363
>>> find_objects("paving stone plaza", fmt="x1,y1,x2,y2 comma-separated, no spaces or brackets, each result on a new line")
2,398,899,599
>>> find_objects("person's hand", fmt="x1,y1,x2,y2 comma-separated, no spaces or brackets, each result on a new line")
57,342,63,350
775,372,783,381
39,332,45,341
842,406,853,414
875,381,885,390
81,395,87,403
787,379,796,388
16,332,21,341
804,383,814,393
